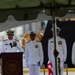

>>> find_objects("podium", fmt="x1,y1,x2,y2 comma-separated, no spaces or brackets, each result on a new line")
1,52,23,75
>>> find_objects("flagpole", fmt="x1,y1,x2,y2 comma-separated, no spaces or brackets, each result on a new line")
52,14,58,75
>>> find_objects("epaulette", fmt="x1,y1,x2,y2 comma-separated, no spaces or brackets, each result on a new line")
49,38,54,43
15,39,19,41
49,37,53,40
36,41,40,42
60,37,64,40
3,39,7,41
26,40,30,43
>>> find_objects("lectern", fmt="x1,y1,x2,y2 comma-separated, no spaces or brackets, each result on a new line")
1,52,23,75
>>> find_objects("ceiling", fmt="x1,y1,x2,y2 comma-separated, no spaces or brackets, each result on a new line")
0,0,75,31
0,0,75,22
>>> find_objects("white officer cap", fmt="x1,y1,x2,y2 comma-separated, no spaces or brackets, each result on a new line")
51,26,61,31
7,30,14,35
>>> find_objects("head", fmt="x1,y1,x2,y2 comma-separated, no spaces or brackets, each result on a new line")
7,30,14,40
51,26,61,36
30,32,36,41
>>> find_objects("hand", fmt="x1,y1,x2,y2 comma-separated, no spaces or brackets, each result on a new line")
40,62,43,66
13,42,17,47
38,61,40,66
60,66,63,70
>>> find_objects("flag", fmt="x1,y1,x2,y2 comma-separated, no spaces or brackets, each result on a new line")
47,62,53,75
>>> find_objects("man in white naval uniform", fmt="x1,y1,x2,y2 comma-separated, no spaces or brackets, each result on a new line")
48,26,67,75
0,30,22,53
25,32,43,75
72,42,75,66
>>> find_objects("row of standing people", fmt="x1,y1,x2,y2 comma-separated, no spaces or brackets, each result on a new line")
0,28,75,75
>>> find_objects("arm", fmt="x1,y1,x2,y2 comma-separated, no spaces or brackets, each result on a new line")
72,42,75,65
39,43,44,65
0,42,5,53
62,39,67,62
48,40,51,62
24,44,29,67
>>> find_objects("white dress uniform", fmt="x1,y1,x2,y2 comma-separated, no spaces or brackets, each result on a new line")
25,40,43,75
48,36,67,75
72,42,75,66
0,39,22,53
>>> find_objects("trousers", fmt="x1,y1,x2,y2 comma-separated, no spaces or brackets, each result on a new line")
29,64,40,75
52,61,64,75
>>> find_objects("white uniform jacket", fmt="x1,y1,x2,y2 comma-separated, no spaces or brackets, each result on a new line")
0,39,22,53
25,40,43,66
72,42,75,66
48,36,67,64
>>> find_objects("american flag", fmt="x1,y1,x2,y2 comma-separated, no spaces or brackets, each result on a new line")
47,62,53,75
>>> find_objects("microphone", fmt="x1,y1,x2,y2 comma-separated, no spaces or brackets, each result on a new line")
10,43,13,48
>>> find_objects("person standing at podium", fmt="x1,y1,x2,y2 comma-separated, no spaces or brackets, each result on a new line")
25,32,43,75
0,30,22,53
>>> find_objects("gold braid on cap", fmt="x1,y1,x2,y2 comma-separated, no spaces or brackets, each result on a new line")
7,30,14,34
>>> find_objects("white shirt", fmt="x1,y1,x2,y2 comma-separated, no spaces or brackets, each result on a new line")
25,40,43,66
0,39,22,53
48,36,67,63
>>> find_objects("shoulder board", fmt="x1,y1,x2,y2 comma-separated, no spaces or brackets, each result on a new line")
3,39,7,41
51,41,54,43
59,36,62,38
26,40,30,43
49,37,53,39
14,39,19,41
59,37,65,40
36,41,40,42
49,37,53,40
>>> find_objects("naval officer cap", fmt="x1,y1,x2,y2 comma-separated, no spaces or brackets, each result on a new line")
51,26,61,31
7,30,14,35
